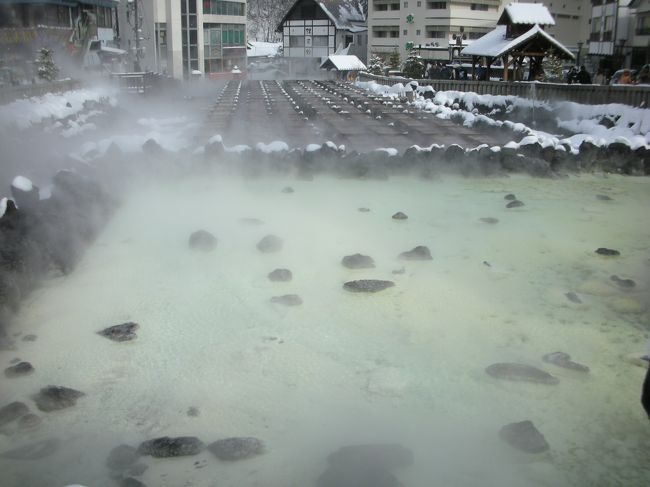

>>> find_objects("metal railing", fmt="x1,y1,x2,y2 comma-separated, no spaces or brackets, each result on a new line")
0,79,80,105
358,72,650,107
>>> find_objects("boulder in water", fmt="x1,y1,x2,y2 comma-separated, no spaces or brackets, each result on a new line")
34,385,85,412
542,352,589,372
610,275,635,288
327,444,413,470
4,361,34,378
0,401,29,427
485,363,559,385
504,194,517,201
268,269,292,282
137,437,205,458
596,194,613,201
257,234,283,253
358,207,370,213
98,322,139,342
281,186,294,194
499,420,549,453
342,254,375,269
0,438,60,460
398,246,432,260
189,230,217,252
343,280,395,293
595,248,620,256
17,413,41,430
208,437,264,461
506,200,524,208
565,292,582,304
22,334,37,342
121,478,148,487
480,217,499,224
392,212,408,220
317,465,401,487
107,444,141,470
270,294,302,306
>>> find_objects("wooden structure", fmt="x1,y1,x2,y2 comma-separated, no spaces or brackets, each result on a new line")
461,3,573,81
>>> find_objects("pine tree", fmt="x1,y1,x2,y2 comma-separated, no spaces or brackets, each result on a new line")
36,48,59,82
388,49,401,70
402,53,425,79
540,49,564,82
367,54,386,75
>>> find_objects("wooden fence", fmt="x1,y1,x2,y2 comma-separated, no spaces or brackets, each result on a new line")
358,72,650,107
0,79,80,105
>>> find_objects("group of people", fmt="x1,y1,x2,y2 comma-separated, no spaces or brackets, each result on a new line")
424,62,468,81
566,66,592,84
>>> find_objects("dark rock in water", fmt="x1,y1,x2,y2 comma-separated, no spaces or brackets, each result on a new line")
483,261,491,267
358,207,370,213
317,465,401,487
239,217,264,226
257,234,283,253
142,138,164,156
392,212,408,220
65,102,72,108
499,420,549,453
187,406,200,417
22,334,37,342
208,437,264,461
595,248,620,256
392,268,405,275
121,478,148,487
268,268,292,282
0,336,16,351
138,436,205,458
398,246,432,261
11,177,40,211
610,275,636,288
565,292,582,304
506,200,524,208
642,358,650,420
596,194,613,201
4,361,34,378
34,385,85,412
542,352,589,372
342,254,375,269
281,186,294,194
189,230,217,252
127,464,148,476
485,363,559,385
98,322,139,342
343,280,395,293
270,294,302,306
0,401,29,426
0,438,60,460
17,413,41,429
504,194,517,201
107,444,141,470
327,444,413,470
480,217,499,224
10,358,21,364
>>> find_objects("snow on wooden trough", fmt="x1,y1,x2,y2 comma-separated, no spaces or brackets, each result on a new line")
320,55,367,72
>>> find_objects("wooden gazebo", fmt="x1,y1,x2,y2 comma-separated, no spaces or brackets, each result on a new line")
461,3,574,81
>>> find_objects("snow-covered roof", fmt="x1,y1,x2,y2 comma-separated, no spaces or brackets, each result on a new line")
461,24,573,59
498,3,555,26
247,41,282,58
320,55,367,71
278,0,367,33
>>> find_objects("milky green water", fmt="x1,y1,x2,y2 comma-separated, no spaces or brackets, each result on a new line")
1,174,649,487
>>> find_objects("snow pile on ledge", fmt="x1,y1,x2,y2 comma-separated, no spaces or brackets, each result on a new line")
355,80,650,152
256,141,289,153
12,175,33,192
0,87,116,130
0,197,9,218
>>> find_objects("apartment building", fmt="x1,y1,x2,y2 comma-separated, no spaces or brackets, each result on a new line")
627,0,650,66
118,0,247,79
586,0,633,72
368,0,504,63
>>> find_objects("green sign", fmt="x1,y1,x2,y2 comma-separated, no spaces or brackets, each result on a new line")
406,14,414,24
405,41,414,51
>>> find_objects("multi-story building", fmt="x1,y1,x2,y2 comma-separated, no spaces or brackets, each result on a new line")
628,0,650,67
368,0,504,63
587,0,633,73
0,0,119,79
118,0,247,79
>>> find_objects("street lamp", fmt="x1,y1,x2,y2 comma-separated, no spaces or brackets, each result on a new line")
576,41,583,67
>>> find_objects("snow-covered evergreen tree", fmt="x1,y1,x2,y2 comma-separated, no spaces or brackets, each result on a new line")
367,54,386,75
36,48,58,82
540,50,564,82
388,49,401,70
402,53,425,79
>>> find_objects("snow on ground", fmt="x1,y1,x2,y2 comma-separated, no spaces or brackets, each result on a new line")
0,197,8,217
356,80,650,152
11,175,33,192
0,87,116,130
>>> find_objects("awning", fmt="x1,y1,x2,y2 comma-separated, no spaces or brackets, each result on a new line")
320,55,367,71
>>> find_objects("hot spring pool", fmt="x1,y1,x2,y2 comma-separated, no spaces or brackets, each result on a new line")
1,174,649,487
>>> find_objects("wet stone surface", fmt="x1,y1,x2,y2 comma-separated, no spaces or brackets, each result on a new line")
4,361,34,378
565,292,582,304
107,444,140,470
610,275,636,288
595,247,620,256
342,253,375,269
208,437,264,461
188,230,218,252
121,478,148,487
98,322,139,342
21,334,37,342
343,280,395,293
504,194,517,201
485,363,559,385
17,413,41,429
398,246,432,261
257,234,283,253
0,401,29,427
270,294,303,306
542,352,590,372
392,212,408,220
499,420,550,454
506,200,525,208
34,385,85,412
137,436,205,458
268,268,292,282
480,217,499,224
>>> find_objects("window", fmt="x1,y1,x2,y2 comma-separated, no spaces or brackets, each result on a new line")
390,2,400,9
426,28,445,38
637,14,650,35
289,36,305,47
470,3,489,10
96,6,112,28
313,36,328,46
404,1,408,7
376,4,388,11
202,0,245,16
468,31,485,39
373,30,387,37
389,30,399,37
427,1,446,8
416,29,421,35
417,1,421,5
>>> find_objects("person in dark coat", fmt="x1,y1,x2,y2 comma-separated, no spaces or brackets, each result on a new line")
566,66,577,84
576,65,592,84
642,355,650,420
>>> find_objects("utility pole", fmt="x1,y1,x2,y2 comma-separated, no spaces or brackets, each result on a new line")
128,0,143,71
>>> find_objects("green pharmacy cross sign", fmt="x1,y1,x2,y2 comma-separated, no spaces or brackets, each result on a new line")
405,41,414,51
406,14,414,24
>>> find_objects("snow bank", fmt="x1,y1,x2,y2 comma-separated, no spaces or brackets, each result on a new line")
0,197,9,217
256,141,289,153
0,87,116,130
12,175,33,192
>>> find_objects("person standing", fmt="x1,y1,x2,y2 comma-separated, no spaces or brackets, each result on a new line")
576,66,592,84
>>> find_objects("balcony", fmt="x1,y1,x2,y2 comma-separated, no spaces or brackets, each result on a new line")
636,27,650,36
